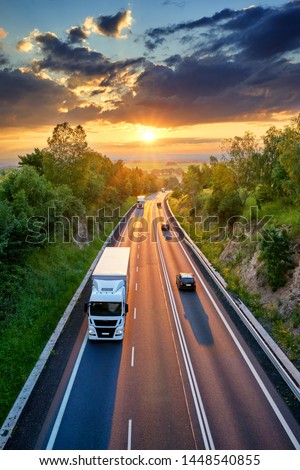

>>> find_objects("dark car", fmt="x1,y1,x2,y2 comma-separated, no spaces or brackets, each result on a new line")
161,223,170,231
176,273,196,291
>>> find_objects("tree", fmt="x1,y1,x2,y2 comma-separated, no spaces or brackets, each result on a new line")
47,122,88,163
221,132,260,206
260,226,294,291
18,148,46,175
43,123,91,199
278,114,300,204
182,165,210,203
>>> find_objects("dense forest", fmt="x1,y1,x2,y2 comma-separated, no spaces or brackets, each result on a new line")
169,114,300,367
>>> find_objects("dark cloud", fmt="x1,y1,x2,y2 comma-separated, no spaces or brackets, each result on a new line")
0,68,80,127
34,32,109,76
231,2,300,60
145,2,300,61
94,10,132,38
145,8,240,49
67,26,88,44
65,104,101,123
100,55,300,126
0,50,8,66
33,32,145,88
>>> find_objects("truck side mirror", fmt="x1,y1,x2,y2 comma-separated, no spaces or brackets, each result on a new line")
84,302,88,314
125,303,129,314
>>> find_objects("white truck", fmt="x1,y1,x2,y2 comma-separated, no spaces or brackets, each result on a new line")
86,247,130,340
137,195,145,209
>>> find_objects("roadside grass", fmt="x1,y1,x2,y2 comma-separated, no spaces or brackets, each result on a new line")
0,197,135,427
259,200,300,237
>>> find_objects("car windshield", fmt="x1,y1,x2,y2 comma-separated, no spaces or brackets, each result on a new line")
182,277,194,283
90,302,122,316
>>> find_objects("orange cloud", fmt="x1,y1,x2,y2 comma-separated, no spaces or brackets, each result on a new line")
0,27,8,39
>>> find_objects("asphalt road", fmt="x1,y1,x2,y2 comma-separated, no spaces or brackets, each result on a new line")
4,194,300,450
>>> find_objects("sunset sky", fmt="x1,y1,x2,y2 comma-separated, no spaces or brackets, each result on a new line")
1,0,300,164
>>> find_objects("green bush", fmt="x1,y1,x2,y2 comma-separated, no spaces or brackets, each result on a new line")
259,226,294,291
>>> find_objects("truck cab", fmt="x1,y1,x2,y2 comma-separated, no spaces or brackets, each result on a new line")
86,247,130,341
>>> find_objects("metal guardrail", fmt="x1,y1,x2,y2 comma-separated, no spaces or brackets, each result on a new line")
0,205,135,450
166,199,300,402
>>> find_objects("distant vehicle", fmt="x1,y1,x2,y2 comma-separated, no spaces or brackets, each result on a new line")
161,223,170,231
176,273,196,291
157,201,162,208
161,187,165,193
137,196,145,209
85,247,130,340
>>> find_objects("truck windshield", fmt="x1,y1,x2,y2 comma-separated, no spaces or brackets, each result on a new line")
90,302,122,316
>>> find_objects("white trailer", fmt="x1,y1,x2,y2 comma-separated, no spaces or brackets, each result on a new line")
86,247,130,340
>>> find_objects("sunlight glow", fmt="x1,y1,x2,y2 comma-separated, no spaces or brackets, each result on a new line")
141,130,157,143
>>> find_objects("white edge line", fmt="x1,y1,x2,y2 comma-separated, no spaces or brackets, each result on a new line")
46,334,88,449
156,229,215,450
178,238,300,450
131,347,135,367
127,419,132,450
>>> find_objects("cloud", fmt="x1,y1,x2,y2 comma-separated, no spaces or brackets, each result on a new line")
0,27,8,39
0,44,8,66
0,68,80,127
3,2,300,133
67,26,88,44
100,55,300,126
30,31,145,97
228,1,300,60
17,29,40,52
145,2,300,61
0,53,8,66
145,8,240,50
92,10,132,38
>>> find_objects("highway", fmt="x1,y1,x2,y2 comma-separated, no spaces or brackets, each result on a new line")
5,194,300,450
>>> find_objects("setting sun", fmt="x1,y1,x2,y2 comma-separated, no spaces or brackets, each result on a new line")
141,130,157,143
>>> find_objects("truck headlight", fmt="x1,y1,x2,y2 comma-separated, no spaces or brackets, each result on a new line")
88,327,96,336
115,328,124,335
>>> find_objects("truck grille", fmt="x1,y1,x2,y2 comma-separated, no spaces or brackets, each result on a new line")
94,320,118,327
96,328,115,338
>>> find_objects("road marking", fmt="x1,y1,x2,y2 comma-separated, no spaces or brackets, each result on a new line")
134,307,137,319
116,209,132,246
137,253,140,259
46,334,88,449
136,266,139,272
127,419,132,450
178,238,300,450
131,347,135,367
135,282,138,291
154,241,198,449
156,234,215,450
